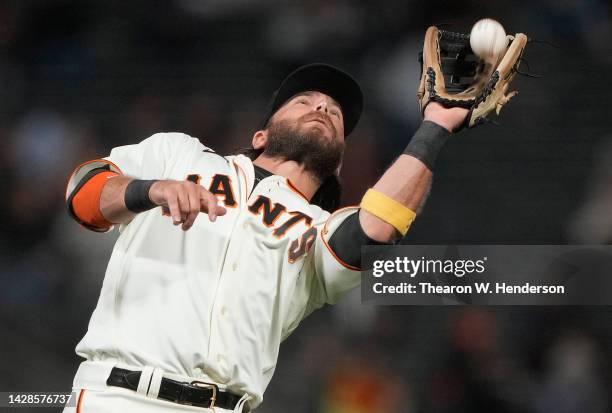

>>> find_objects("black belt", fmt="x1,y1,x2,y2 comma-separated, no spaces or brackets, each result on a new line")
106,367,248,411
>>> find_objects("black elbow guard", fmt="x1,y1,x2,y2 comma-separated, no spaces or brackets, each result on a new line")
327,211,390,269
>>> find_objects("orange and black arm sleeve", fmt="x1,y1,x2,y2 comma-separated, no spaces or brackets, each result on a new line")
65,160,122,232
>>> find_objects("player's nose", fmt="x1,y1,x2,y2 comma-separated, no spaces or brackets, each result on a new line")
315,100,329,114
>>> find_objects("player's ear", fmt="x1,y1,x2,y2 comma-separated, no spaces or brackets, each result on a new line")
252,130,268,150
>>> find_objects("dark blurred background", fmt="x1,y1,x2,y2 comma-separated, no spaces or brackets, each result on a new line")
1,0,612,412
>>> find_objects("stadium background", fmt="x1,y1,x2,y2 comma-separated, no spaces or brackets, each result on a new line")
1,0,611,412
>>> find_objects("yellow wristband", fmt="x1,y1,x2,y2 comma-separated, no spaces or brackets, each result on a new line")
360,189,416,236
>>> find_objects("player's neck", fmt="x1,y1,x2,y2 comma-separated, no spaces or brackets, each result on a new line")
253,156,320,200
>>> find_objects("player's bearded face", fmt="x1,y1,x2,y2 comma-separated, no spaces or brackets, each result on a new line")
263,114,344,183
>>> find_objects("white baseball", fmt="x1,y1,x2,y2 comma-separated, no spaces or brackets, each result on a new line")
469,18,508,60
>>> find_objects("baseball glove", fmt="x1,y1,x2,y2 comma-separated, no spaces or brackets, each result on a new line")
417,25,528,129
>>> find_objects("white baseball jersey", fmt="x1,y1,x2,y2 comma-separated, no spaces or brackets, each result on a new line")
67,132,361,409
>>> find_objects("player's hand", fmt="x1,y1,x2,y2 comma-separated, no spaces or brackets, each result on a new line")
148,180,227,230
423,102,469,133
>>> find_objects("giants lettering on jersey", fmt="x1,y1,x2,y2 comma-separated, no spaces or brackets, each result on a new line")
188,174,316,262
187,173,237,207
248,196,312,236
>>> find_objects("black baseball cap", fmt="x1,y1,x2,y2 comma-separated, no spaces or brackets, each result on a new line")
261,63,363,137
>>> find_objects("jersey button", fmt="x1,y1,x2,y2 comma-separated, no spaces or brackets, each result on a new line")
220,306,229,317
217,354,225,365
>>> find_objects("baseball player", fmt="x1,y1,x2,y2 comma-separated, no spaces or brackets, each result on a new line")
63,41,524,411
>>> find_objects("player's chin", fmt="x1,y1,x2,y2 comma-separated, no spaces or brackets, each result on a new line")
304,124,335,142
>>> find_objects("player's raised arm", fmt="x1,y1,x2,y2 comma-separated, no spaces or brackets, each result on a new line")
359,24,527,243
359,103,468,242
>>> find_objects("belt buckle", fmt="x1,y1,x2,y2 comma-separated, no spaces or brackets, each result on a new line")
190,380,218,408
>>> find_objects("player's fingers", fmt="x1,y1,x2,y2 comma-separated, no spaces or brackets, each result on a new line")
198,191,208,212
198,188,213,213
210,201,227,220
167,194,182,225
183,186,201,231
176,188,190,223
215,204,227,216
206,194,219,222
201,192,220,222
